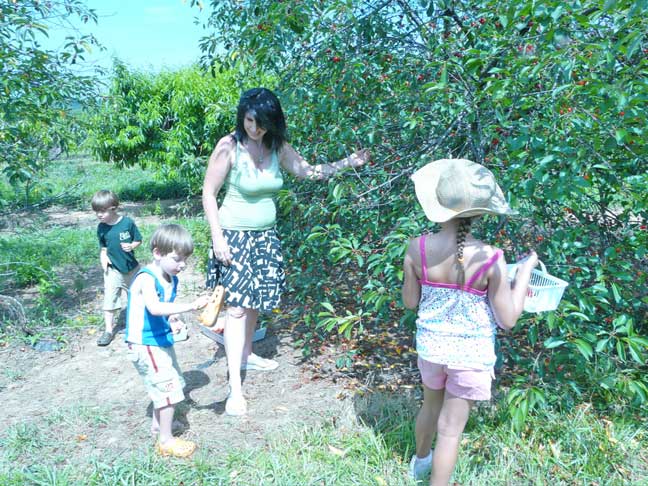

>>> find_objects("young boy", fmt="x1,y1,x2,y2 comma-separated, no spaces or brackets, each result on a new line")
125,224,208,458
92,190,142,346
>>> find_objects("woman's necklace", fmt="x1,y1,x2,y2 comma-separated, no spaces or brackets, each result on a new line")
247,140,267,166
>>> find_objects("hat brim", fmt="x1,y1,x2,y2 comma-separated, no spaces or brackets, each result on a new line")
411,159,517,223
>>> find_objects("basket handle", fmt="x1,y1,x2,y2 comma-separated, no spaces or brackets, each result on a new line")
514,257,546,273
538,260,546,273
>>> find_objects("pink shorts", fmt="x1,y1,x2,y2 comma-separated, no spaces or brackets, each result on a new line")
418,357,492,401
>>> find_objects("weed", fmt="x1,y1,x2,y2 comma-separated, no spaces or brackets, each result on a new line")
44,404,110,428
1,423,47,461
2,368,25,382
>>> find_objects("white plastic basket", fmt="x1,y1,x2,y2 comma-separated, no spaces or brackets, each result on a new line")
507,261,568,313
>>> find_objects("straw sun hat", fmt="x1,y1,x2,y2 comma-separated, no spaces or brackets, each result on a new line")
411,158,516,223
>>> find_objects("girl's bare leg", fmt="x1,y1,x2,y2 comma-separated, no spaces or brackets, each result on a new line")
415,385,444,457
430,391,472,486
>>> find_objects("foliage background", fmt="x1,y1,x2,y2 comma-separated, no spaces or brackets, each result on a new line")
0,0,101,206
3,0,646,432
191,0,648,427
86,63,247,190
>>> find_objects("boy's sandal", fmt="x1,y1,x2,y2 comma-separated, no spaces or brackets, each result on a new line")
96,331,114,346
241,353,278,371
155,438,196,458
225,394,247,416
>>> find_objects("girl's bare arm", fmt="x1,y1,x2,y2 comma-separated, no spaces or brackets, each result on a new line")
402,238,422,309
488,251,538,330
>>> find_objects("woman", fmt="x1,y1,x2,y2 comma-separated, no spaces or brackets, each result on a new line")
202,88,368,415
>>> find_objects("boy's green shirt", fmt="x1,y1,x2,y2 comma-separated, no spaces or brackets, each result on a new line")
97,216,142,273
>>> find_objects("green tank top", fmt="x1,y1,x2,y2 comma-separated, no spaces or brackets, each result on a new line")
219,141,284,231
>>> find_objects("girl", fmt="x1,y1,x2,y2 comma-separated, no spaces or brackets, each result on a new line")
402,158,538,485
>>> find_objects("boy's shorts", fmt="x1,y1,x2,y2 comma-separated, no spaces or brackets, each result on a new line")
417,357,492,401
127,343,185,409
103,265,139,311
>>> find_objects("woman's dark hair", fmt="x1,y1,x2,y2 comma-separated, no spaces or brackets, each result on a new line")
233,88,287,152
456,217,473,287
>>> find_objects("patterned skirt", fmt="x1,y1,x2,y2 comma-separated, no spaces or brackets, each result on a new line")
206,228,286,312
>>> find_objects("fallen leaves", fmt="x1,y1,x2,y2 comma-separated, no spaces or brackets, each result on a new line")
327,444,347,457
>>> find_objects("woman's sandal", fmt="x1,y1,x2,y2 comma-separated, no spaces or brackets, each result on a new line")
240,353,278,371
225,394,248,416
155,438,197,458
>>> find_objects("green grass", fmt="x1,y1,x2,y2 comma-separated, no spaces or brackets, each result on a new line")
0,155,189,211
0,394,646,485
1,227,99,287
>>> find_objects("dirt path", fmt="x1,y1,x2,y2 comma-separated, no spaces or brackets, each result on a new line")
0,206,355,464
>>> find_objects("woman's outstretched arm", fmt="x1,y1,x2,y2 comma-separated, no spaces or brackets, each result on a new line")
279,143,369,180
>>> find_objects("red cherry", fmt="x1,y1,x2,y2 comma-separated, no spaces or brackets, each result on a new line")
332,56,341,62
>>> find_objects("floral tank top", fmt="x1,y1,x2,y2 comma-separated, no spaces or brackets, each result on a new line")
416,235,503,370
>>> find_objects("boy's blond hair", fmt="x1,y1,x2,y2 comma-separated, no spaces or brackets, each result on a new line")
150,224,194,257
91,190,120,211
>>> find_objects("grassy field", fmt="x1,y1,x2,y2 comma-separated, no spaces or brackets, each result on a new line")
1,395,645,485
1,156,646,485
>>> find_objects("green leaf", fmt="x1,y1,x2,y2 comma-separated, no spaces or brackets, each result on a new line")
544,337,567,349
595,337,610,353
614,129,628,144
572,338,593,360
320,302,335,313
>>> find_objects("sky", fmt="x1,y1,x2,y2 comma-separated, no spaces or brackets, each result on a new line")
45,0,207,73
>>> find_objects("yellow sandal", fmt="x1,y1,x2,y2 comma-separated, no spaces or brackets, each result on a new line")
155,438,196,458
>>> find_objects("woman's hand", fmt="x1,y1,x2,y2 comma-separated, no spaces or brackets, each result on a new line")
213,312,226,333
349,149,370,168
212,234,232,266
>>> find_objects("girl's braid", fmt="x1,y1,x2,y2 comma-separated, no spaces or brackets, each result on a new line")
456,218,472,286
